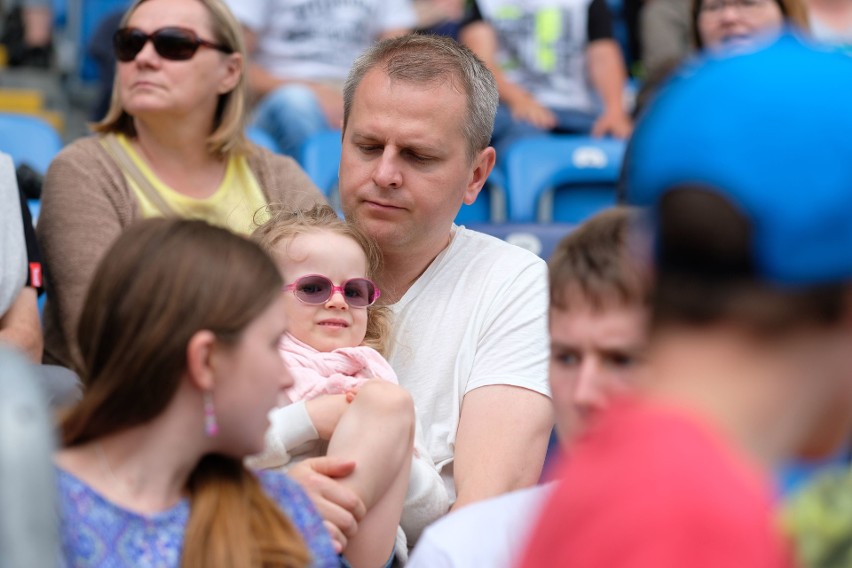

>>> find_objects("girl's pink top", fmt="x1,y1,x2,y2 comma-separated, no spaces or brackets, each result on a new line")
281,333,398,402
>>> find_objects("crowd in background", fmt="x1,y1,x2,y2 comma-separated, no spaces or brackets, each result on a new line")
3,1,852,568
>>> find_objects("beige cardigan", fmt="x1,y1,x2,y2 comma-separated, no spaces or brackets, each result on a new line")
37,136,326,370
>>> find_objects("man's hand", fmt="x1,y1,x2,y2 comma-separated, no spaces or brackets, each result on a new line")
586,39,632,139
591,109,633,139
287,456,365,552
507,92,558,130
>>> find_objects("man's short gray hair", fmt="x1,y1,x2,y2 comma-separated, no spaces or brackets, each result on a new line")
343,34,498,160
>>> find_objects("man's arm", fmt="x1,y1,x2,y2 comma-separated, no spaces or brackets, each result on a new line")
452,385,552,510
461,21,557,130
0,286,42,362
242,26,286,99
587,38,633,139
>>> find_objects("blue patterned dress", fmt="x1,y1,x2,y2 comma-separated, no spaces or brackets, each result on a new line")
57,466,341,567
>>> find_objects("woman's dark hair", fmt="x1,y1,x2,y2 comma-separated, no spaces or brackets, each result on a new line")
549,206,649,312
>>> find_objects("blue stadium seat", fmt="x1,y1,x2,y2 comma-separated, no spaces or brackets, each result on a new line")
466,222,574,260
504,136,625,224
299,130,343,199
28,199,41,224
299,130,505,222
54,0,68,28
67,0,131,82
0,113,63,174
246,126,282,154
456,168,506,224
606,0,632,63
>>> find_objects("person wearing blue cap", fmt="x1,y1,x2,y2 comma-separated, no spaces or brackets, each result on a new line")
518,33,852,568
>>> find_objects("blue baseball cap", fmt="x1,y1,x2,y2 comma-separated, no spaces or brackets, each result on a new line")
625,33,852,286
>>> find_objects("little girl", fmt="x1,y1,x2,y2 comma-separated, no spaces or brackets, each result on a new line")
250,204,448,566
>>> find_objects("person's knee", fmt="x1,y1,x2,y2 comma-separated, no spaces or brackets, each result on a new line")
257,84,324,123
356,381,415,431
253,84,328,156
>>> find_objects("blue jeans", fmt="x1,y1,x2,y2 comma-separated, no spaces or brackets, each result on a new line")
252,84,332,159
491,103,597,162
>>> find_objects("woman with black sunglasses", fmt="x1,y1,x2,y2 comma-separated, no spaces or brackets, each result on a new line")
36,0,325,374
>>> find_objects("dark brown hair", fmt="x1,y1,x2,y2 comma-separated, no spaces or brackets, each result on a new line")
252,203,392,355
652,187,846,334
63,218,310,568
549,206,648,312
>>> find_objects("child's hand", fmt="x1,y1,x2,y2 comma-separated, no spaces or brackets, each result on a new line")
344,384,361,403
305,395,351,440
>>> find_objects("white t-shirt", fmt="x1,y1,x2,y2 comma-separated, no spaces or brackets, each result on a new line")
226,0,417,82
475,0,596,112
0,152,26,316
388,226,551,502
408,483,555,567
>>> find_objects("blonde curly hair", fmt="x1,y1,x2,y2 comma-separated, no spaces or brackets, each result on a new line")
252,204,392,356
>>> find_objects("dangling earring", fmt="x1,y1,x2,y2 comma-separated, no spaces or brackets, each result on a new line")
203,391,218,437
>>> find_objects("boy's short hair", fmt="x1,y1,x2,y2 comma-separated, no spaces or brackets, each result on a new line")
549,207,648,312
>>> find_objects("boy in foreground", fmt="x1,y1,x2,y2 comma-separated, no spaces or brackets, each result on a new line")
520,34,852,568
409,206,650,567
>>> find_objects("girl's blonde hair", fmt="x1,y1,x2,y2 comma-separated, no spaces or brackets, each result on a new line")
252,204,392,356
93,0,251,157
63,218,310,568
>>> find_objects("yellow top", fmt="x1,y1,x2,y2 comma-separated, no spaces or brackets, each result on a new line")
115,134,269,234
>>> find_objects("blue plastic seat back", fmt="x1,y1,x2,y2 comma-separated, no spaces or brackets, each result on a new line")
504,136,625,223
0,113,63,174
73,0,132,82
455,168,506,224
54,0,68,28
455,190,491,224
551,184,619,224
299,130,343,198
466,222,575,260
606,0,632,63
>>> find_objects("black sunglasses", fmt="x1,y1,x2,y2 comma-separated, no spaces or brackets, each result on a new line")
113,27,233,62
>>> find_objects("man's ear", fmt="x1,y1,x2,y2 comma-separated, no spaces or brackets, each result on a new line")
186,330,217,390
463,146,496,205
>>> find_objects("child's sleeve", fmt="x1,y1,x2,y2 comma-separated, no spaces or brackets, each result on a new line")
246,401,319,470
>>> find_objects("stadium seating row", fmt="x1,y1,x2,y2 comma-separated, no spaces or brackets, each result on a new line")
0,113,579,261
